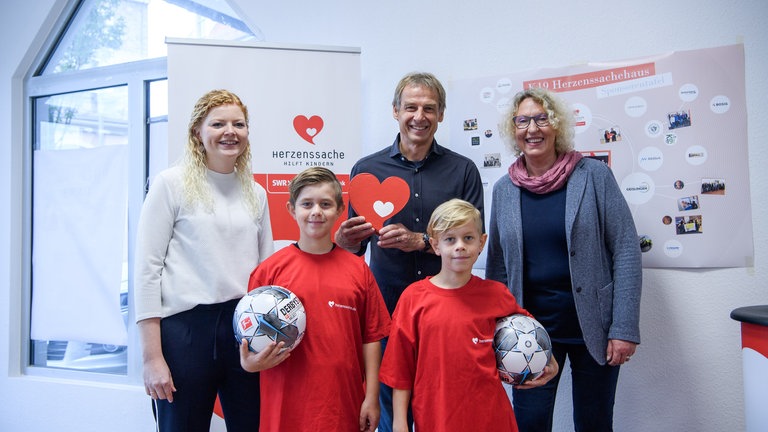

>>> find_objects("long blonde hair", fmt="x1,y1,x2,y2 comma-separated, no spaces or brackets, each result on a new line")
182,89,261,219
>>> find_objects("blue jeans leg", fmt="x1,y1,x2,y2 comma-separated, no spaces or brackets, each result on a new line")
512,342,620,432
569,344,619,432
511,343,565,432
378,337,413,432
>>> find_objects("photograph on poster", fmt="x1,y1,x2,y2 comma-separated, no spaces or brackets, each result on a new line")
701,178,726,195
640,235,652,252
677,195,700,211
668,109,692,129
483,153,502,168
581,150,611,166
601,127,622,143
675,215,703,234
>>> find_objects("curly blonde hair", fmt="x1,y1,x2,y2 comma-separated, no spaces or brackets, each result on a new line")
504,87,575,157
182,89,261,219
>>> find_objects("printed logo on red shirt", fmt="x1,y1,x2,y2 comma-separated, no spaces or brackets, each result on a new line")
328,300,357,312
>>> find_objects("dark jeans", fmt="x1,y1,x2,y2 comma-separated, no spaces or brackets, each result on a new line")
378,337,414,432
512,342,620,432
154,300,261,432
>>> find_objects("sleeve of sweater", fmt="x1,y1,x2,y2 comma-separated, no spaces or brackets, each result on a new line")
485,179,509,287
254,182,275,264
599,164,642,343
133,170,179,322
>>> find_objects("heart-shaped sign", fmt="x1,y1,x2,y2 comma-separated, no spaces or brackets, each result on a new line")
293,115,324,144
348,173,410,231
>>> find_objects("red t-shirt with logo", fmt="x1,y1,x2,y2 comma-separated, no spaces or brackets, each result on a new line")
379,275,529,432
249,244,391,432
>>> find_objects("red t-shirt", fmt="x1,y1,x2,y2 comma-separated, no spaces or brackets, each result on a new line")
249,244,391,432
379,275,529,432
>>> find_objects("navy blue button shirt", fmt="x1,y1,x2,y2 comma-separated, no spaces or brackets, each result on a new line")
349,135,484,314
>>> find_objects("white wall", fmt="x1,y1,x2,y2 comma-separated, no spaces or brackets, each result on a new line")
2,0,767,431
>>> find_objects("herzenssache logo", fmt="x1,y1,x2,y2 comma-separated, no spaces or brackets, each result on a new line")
293,115,324,144
328,300,357,312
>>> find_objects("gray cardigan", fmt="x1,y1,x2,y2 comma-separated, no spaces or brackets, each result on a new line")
485,157,642,365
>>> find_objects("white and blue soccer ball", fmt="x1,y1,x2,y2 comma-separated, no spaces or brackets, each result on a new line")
493,314,552,385
233,285,307,354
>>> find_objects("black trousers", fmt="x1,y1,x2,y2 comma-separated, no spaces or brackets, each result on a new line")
512,342,620,432
154,299,261,432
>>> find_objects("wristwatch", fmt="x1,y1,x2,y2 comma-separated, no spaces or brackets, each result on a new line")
422,232,431,252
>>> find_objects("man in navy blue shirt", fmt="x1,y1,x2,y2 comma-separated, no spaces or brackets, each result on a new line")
335,72,484,432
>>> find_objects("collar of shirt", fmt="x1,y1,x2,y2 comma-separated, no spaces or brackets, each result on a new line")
388,134,444,167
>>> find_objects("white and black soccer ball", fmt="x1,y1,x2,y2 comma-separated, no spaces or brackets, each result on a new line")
233,285,307,353
493,314,552,385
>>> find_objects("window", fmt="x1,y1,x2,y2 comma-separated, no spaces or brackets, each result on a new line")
30,85,131,374
25,0,260,379
42,0,257,74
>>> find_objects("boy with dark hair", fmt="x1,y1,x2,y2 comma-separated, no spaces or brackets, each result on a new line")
239,167,391,432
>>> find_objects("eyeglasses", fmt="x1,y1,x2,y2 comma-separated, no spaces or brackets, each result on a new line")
512,113,550,129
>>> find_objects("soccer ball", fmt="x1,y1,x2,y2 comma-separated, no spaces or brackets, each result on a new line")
493,314,552,385
233,285,307,353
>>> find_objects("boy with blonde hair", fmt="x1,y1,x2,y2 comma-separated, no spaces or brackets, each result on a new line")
379,199,558,432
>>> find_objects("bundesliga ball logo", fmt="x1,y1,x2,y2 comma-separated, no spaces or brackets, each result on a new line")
233,285,307,353
493,314,552,385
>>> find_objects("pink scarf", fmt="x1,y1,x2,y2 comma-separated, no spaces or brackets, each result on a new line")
508,151,584,194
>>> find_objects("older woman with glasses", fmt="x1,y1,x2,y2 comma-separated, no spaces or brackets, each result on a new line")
485,87,642,432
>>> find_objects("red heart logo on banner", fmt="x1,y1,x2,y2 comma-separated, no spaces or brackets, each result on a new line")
348,173,410,231
293,115,324,144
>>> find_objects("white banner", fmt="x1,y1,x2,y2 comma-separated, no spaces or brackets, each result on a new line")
167,38,361,246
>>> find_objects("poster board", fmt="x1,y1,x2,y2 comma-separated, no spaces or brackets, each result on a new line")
450,44,753,268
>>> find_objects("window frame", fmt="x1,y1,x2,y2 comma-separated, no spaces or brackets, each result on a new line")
23,56,166,383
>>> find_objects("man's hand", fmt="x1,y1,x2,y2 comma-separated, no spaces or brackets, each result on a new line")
335,216,375,253
378,223,425,252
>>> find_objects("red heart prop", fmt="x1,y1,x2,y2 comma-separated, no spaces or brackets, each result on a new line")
293,115,324,144
348,173,410,231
